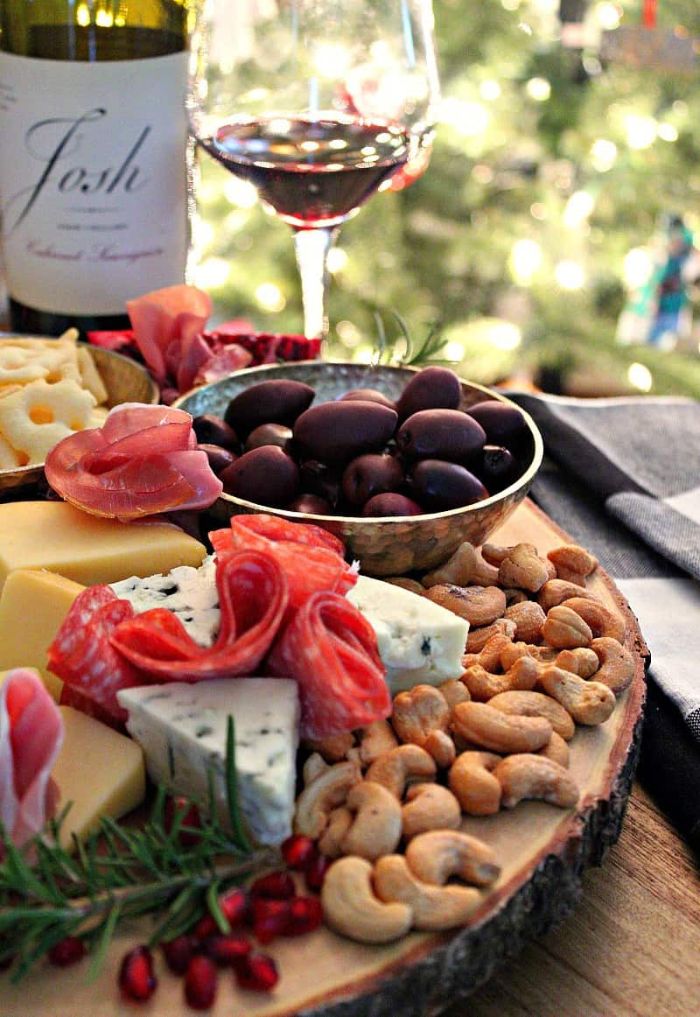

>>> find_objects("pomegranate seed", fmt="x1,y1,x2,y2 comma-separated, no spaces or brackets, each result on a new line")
285,896,323,936
305,854,331,892
192,914,218,941
184,955,218,1010
161,935,195,975
250,871,295,900
201,934,251,969
236,952,279,992
48,936,85,967
164,796,202,847
119,945,157,1002
219,888,249,927
280,834,317,871
251,899,291,944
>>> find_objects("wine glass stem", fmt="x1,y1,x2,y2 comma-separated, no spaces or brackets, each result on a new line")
293,226,339,340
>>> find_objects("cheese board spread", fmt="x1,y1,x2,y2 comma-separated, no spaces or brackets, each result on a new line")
0,362,646,1017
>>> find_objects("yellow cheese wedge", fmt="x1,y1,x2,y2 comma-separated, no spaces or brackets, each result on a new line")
0,501,206,593
52,706,146,846
0,666,61,703
0,569,85,698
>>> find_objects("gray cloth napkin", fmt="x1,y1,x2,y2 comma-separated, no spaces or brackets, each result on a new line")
510,393,700,739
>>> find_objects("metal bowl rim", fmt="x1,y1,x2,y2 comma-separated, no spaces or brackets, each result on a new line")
175,360,544,524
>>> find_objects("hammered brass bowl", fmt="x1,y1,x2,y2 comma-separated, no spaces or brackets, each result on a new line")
0,342,159,493
177,362,544,576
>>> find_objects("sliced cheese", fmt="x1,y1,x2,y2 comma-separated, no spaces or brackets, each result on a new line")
0,501,206,592
52,706,145,847
118,679,300,846
0,568,85,697
346,575,469,693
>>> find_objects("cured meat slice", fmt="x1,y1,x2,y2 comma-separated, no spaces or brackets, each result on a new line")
111,550,288,682
267,592,389,738
127,285,212,389
230,513,345,556
0,669,64,850
47,586,143,724
45,403,222,521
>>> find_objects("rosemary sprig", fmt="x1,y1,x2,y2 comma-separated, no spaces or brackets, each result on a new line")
0,715,278,981
370,310,455,367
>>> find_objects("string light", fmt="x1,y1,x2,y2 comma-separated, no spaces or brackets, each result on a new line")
464,318,522,350
624,115,657,150
193,257,230,290
327,248,349,274
563,191,595,229
658,123,679,142
440,98,491,137
526,77,551,101
480,80,502,101
627,362,653,392
594,2,622,30
444,340,465,360
590,139,617,172
255,282,286,312
623,248,653,288
336,321,361,346
510,239,543,283
224,178,258,209
555,260,586,290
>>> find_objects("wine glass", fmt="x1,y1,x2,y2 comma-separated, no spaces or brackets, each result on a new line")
189,0,440,340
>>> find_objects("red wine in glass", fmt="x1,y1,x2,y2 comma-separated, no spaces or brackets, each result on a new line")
199,114,411,228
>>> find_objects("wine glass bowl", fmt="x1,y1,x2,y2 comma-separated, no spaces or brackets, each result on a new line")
189,0,439,337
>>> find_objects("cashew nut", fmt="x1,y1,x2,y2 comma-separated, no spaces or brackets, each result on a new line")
547,544,597,586
405,829,501,887
439,678,471,710
537,731,570,768
538,665,616,726
538,579,600,612
384,577,426,596
401,783,462,839
392,685,450,742
366,744,437,798
561,597,626,643
304,731,355,762
481,543,510,565
590,636,635,694
452,700,552,753
487,690,575,740
461,656,539,702
554,647,600,679
494,754,579,809
339,781,402,861
498,543,552,592
448,751,502,815
321,857,413,943
318,807,353,858
504,588,528,606
422,542,478,588
357,719,399,766
425,584,507,627
464,630,515,671
294,760,362,837
504,600,547,643
374,855,482,930
422,729,457,768
465,618,517,654
542,604,593,649
499,641,557,671
303,752,330,786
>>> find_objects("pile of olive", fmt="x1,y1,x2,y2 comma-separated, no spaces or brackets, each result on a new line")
192,366,532,518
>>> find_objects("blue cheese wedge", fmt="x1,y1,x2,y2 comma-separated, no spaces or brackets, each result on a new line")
117,679,299,846
111,556,219,647
346,575,469,693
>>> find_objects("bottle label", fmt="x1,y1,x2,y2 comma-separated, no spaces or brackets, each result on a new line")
0,51,189,316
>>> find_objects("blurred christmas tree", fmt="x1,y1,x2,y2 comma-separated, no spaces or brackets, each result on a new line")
194,0,700,398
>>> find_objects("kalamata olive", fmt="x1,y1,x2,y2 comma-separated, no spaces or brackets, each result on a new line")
465,401,528,450
287,493,333,515
198,443,236,475
220,446,299,507
396,366,461,421
362,493,424,517
474,445,522,493
224,380,315,435
341,454,404,507
192,414,240,452
338,388,397,411
397,409,486,463
293,401,398,464
411,459,489,511
245,423,294,452
299,460,341,508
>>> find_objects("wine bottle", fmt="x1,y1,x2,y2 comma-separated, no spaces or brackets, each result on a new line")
0,2,191,335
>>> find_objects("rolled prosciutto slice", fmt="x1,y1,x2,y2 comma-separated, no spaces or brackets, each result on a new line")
0,670,64,850
45,403,222,521
267,591,389,739
127,284,212,392
110,550,289,682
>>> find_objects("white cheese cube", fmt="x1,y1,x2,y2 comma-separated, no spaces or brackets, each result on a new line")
117,679,299,846
346,575,469,693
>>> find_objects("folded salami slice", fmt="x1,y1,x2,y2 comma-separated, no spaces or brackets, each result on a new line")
110,550,289,682
48,586,143,724
0,669,64,850
230,513,346,556
267,591,389,739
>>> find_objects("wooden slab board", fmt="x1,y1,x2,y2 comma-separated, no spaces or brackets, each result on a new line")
0,500,648,1017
